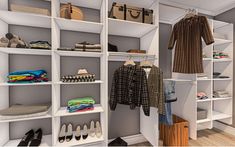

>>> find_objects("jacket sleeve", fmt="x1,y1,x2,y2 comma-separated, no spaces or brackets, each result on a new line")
201,16,214,45
141,72,150,116
168,24,177,49
109,70,118,110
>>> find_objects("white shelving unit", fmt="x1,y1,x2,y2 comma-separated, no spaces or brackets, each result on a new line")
0,0,160,146
170,18,233,140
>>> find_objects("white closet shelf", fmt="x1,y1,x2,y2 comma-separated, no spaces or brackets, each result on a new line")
4,134,52,147
0,111,51,123
213,78,232,81
197,118,211,123
197,99,211,102
0,48,52,56
212,111,232,120
164,79,192,82
0,82,52,86
55,80,103,85
55,50,103,57
213,58,232,62
60,0,103,10
213,97,232,101
54,18,103,33
0,10,51,28
213,20,230,29
55,104,104,117
108,52,156,61
214,38,232,45
108,18,158,38
197,78,211,81
108,0,156,9
203,58,212,61
56,132,104,146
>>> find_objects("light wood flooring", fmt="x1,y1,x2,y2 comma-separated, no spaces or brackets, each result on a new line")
132,129,235,146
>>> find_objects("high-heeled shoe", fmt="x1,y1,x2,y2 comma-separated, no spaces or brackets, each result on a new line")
95,121,102,138
82,124,88,139
18,129,34,147
89,121,95,137
29,128,42,147
75,125,81,141
58,124,66,143
66,124,73,142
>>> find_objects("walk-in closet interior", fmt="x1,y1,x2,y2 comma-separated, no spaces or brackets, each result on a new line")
0,0,235,146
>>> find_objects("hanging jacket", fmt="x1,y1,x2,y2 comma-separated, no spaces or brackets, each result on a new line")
109,65,150,116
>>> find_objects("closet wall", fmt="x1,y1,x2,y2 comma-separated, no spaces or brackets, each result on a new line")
215,8,235,127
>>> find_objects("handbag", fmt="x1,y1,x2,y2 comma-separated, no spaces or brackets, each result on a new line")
60,3,84,20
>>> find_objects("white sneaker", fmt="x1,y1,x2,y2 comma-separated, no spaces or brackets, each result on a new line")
89,121,95,137
82,124,88,139
66,123,73,142
75,125,81,141
58,124,66,143
95,121,102,138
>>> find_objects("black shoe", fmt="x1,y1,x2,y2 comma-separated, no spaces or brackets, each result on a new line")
58,124,66,143
82,124,88,140
66,124,73,142
18,129,34,147
29,128,42,147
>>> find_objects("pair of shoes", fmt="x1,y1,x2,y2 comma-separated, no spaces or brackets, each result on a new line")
0,33,28,48
58,124,73,143
89,121,102,138
18,129,42,147
75,124,88,141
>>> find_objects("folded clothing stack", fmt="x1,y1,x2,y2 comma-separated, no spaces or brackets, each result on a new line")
8,70,48,83
213,51,229,59
29,41,51,50
67,96,95,113
58,42,101,52
0,104,51,120
213,72,230,79
213,90,230,98
61,69,95,83
197,92,208,100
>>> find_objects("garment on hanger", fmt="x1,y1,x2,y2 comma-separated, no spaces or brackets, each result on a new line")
159,80,175,125
109,65,150,116
141,64,166,115
168,15,214,73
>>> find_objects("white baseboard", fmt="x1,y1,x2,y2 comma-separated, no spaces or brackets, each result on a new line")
109,134,147,145
213,121,235,136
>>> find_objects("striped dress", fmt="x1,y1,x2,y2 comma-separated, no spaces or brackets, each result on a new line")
168,16,214,74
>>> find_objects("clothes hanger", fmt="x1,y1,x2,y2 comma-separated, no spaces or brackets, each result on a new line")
140,56,153,68
184,8,197,19
124,56,136,66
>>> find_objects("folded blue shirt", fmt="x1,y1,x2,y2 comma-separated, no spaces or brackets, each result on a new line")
67,104,94,113
8,70,47,78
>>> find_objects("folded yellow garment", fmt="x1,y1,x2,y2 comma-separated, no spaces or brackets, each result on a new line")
8,75,30,80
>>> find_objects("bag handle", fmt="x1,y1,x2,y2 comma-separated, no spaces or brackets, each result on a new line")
128,10,141,19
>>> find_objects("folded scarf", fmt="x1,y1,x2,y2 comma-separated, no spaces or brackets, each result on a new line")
68,96,95,106
8,70,47,78
67,104,94,113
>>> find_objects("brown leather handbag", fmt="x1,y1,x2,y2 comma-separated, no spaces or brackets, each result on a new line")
60,3,84,20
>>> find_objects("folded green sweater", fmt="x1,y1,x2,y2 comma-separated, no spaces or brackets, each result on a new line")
68,96,95,106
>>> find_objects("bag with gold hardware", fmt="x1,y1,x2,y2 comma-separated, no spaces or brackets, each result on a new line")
60,3,84,20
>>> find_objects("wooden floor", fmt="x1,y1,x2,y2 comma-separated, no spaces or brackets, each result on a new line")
131,129,235,146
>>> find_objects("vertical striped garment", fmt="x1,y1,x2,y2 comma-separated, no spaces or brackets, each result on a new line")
168,16,214,73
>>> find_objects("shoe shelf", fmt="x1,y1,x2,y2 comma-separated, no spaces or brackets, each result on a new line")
55,80,103,85
0,110,52,123
56,131,104,146
203,58,212,61
55,104,104,117
213,78,232,81
55,50,104,57
212,111,232,120
54,17,103,34
0,82,52,86
0,48,52,56
4,134,52,147
0,10,51,28
108,18,158,38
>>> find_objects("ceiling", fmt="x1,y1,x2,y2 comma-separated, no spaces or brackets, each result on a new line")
160,0,235,16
